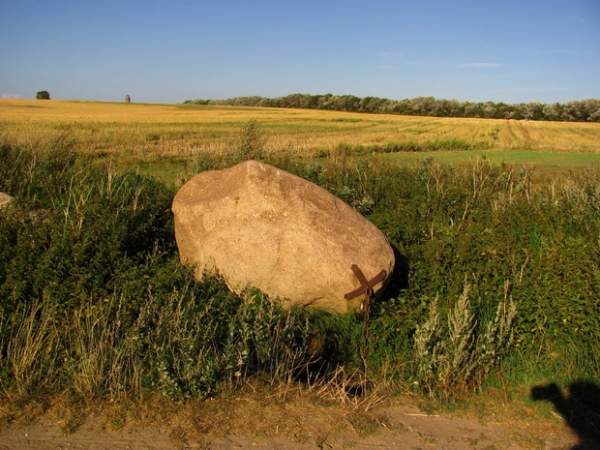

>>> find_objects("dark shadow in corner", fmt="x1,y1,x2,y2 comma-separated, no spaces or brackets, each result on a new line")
378,244,409,302
531,380,600,450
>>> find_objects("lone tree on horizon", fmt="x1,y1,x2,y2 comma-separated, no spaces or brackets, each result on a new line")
36,90,50,100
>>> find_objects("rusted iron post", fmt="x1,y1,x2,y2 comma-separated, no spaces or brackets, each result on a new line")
345,264,387,362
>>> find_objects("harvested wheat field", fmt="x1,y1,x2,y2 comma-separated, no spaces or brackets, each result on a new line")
2,99,600,160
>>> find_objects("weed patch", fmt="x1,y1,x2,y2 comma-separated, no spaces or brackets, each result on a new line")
2,139,600,409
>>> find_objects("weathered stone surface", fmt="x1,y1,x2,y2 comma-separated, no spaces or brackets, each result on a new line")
0,192,13,209
172,160,395,313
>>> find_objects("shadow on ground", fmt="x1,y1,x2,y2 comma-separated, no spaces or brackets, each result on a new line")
531,380,600,450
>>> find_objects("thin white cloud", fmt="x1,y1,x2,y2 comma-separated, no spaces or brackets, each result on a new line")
542,48,587,56
459,63,505,68
398,59,505,68
1,93,21,99
373,51,406,70
374,51,404,59
373,56,506,70
495,87,576,93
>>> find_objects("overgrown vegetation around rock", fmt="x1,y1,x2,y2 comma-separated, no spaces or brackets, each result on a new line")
1,140,600,410
264,153,600,388
0,143,355,402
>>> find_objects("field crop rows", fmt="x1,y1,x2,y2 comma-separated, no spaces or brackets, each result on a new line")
2,100,600,166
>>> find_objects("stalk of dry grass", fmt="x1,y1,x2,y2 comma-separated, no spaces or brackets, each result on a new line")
4,300,60,396
68,296,143,399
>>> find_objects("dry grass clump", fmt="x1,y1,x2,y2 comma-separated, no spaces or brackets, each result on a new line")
414,280,517,399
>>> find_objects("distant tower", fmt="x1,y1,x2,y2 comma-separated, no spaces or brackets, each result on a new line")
125,95,131,103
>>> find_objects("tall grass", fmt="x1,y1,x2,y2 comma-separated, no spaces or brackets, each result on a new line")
1,136,600,411
0,143,355,402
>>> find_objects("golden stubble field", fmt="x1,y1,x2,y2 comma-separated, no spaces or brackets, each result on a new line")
2,99,600,164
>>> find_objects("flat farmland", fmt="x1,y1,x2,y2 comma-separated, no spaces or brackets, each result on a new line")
2,99,600,170
2,100,600,449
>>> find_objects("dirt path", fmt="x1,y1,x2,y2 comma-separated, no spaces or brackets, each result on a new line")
0,395,581,450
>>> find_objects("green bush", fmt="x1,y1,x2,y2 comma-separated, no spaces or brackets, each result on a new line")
0,146,175,316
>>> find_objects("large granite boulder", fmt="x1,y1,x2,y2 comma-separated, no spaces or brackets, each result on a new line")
0,192,13,210
172,160,395,313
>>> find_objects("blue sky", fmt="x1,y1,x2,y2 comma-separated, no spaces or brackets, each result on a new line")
1,0,599,104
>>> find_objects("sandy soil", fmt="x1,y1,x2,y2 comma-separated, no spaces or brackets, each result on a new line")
0,393,585,450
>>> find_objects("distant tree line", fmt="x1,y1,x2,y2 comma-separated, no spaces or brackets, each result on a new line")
184,94,600,123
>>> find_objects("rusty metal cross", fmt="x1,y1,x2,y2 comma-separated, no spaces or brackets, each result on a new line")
345,263,387,364
344,264,387,301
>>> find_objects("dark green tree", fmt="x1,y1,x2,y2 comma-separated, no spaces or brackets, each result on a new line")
36,90,50,100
